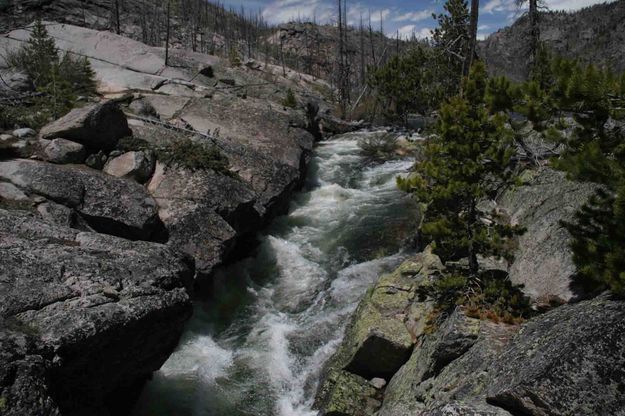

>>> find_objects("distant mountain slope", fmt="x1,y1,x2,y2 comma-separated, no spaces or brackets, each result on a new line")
479,0,625,81
267,22,392,83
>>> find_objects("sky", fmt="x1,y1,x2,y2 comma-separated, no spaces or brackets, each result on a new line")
220,0,617,40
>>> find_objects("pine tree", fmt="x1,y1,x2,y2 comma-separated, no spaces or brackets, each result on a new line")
2,19,97,129
282,88,297,108
368,46,435,122
544,56,625,296
398,62,521,275
7,19,59,88
430,0,470,101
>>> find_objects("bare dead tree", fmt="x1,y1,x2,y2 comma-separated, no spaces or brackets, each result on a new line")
165,0,171,66
516,0,542,75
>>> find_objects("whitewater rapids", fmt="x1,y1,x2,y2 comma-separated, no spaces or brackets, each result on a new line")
133,131,418,416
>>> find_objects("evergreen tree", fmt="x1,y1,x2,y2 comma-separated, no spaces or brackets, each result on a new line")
282,88,297,108
398,62,521,275
368,45,435,122
7,20,59,88
547,59,625,296
430,0,470,100
2,19,97,129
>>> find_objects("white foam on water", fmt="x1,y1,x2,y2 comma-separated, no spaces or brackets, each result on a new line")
137,133,417,416
267,236,328,311
158,335,234,383
330,253,406,305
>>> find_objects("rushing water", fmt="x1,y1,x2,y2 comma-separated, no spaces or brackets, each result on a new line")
133,131,418,416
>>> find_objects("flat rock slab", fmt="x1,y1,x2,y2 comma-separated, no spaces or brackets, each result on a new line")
0,209,193,414
501,168,598,302
0,158,163,241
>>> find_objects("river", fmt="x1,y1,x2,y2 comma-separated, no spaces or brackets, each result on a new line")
132,130,418,416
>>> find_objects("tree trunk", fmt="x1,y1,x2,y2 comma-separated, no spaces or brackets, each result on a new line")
165,0,171,66
468,198,479,276
114,0,121,34
464,0,479,76
529,0,540,72
337,0,346,118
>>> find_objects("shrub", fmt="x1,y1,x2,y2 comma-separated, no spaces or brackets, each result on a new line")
156,138,230,174
118,136,231,176
358,133,398,161
1,19,97,129
282,88,297,108
431,270,533,324
228,47,241,67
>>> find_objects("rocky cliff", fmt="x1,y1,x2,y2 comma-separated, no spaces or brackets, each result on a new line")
314,167,625,416
479,0,625,81
0,19,332,415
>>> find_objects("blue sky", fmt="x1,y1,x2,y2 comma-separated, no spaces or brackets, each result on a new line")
221,0,617,39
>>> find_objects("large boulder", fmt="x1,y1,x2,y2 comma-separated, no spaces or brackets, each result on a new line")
104,150,155,183
378,311,515,416
500,168,598,302
148,162,260,276
0,70,33,92
40,101,132,151
487,295,625,416
40,138,87,164
315,250,444,415
0,159,164,241
0,209,194,415
315,369,381,416
0,328,61,416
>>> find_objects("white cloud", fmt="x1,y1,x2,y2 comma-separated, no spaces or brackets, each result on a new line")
545,0,617,10
396,24,416,38
414,27,432,39
261,0,334,24
393,9,434,22
392,25,431,40
482,0,517,14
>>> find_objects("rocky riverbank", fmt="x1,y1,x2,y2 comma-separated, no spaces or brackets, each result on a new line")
314,167,625,416
0,21,345,415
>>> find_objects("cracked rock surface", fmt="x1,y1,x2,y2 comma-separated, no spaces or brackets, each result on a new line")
0,209,194,415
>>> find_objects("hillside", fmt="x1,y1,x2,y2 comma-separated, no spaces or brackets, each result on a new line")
0,0,274,64
267,21,393,84
480,0,625,81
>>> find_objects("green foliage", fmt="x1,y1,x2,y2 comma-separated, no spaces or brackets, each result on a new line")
116,136,152,152
398,62,522,273
157,138,230,173
1,20,97,129
228,47,241,67
282,88,297,108
368,46,436,122
118,136,231,175
531,53,625,297
501,46,625,297
60,53,98,95
431,271,533,324
358,133,398,161
366,0,470,122
562,188,625,296
6,20,59,88
430,0,470,100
